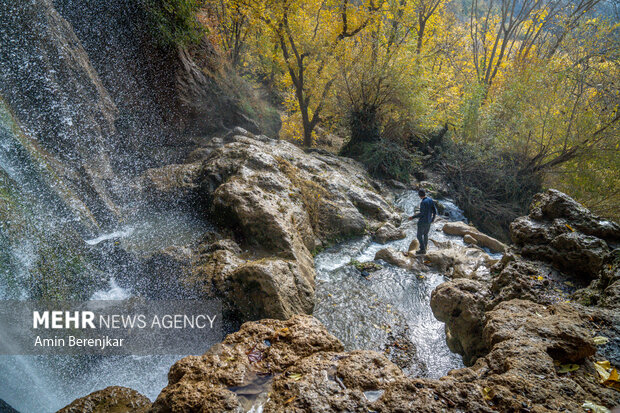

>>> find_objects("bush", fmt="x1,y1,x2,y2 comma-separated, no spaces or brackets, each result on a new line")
357,140,421,182
439,142,542,241
142,0,206,47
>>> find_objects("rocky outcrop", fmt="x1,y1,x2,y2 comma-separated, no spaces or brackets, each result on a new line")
442,221,506,252
511,189,619,278
150,315,345,412
57,386,151,413
431,190,620,367
431,278,491,363
373,222,406,244
143,129,399,320
146,308,618,413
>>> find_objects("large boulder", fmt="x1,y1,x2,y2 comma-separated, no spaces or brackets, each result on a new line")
430,279,491,364
511,189,619,278
373,222,406,244
150,315,345,412
143,130,400,320
57,386,151,413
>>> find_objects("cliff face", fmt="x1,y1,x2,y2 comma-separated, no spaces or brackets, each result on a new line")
0,0,122,231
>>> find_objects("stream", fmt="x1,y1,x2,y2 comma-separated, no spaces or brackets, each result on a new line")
314,192,468,378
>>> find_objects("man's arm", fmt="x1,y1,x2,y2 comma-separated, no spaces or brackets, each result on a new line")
409,212,421,220
409,201,427,220
432,201,437,222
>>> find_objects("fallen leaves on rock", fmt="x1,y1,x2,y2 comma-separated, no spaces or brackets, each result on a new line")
481,386,494,400
594,360,620,390
592,336,609,345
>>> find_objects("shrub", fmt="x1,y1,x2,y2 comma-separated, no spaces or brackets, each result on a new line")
356,139,421,182
438,141,542,241
142,0,206,48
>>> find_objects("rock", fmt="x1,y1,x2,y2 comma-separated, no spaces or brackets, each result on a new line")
150,315,344,412
374,248,426,271
142,163,201,206
143,132,399,320
489,255,562,305
57,386,150,413
430,279,491,364
264,350,406,412
528,189,620,243
149,309,620,413
408,238,420,252
467,231,506,253
227,258,315,320
511,189,620,279
442,221,475,236
463,234,477,245
424,244,493,279
442,222,506,252
484,299,596,362
373,222,406,244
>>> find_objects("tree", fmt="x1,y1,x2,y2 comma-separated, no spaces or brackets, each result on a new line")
237,0,383,146
469,0,600,88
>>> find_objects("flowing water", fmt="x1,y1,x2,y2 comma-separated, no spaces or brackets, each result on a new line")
314,193,469,378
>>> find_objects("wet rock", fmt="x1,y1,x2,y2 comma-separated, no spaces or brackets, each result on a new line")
424,243,493,280
374,248,426,271
150,315,344,412
463,234,477,245
57,386,151,413
442,222,506,252
227,258,315,320
144,130,399,320
373,222,406,244
142,163,201,206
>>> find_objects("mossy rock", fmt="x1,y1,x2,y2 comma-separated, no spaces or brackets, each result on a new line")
350,259,383,273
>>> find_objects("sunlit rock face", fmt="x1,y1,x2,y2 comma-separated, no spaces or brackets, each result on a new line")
142,128,401,320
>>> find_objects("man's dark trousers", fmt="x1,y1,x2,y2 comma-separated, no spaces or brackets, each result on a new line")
417,221,431,252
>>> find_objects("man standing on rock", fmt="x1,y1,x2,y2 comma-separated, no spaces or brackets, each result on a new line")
409,189,437,254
